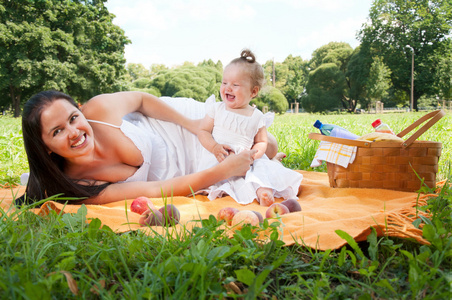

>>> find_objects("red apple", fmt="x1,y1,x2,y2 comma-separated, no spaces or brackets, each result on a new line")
231,210,260,230
159,204,181,226
265,203,290,218
280,199,302,213
131,196,156,214
217,207,240,225
139,208,164,226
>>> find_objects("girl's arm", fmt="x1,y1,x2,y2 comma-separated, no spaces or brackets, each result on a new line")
251,126,268,160
82,91,200,135
197,114,231,162
81,150,256,204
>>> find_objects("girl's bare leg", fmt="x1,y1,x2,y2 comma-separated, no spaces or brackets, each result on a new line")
266,132,286,163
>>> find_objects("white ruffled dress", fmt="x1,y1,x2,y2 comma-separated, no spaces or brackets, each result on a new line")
198,96,303,205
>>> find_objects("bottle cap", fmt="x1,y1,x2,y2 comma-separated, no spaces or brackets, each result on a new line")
371,119,382,128
313,120,322,129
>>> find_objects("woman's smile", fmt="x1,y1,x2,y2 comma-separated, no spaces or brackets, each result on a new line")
72,133,87,148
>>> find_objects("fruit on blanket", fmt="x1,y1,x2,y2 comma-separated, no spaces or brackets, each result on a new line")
265,203,290,218
159,204,181,226
131,196,156,214
217,207,240,225
281,199,302,213
231,210,260,230
251,210,264,223
139,208,164,226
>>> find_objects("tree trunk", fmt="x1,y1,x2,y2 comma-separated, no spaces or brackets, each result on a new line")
414,94,419,112
10,85,21,118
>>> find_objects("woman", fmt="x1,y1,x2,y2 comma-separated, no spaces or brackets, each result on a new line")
21,90,280,205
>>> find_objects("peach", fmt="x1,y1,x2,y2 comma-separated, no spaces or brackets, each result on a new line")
231,210,260,230
139,208,164,226
281,199,302,213
251,210,264,223
265,203,290,219
159,204,181,226
217,207,240,225
131,196,156,215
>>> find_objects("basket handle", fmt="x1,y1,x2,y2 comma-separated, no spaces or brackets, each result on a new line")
308,133,372,147
396,109,445,148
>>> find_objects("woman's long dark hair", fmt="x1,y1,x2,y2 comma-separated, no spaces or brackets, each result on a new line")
19,91,109,205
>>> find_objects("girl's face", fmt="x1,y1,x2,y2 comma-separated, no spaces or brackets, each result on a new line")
220,64,259,110
40,99,94,160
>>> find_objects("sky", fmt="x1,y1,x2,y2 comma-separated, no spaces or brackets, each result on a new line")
105,0,374,68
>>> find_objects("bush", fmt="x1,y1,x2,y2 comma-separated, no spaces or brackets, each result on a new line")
252,86,288,114
150,65,222,102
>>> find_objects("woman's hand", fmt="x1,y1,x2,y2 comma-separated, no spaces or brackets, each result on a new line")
221,149,257,177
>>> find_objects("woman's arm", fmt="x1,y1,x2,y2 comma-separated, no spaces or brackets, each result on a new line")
252,127,268,160
82,91,200,135
81,150,256,204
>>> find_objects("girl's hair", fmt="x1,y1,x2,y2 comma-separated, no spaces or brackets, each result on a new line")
228,49,265,92
19,90,109,205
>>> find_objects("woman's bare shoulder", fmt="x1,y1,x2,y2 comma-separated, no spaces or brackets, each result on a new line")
81,94,113,119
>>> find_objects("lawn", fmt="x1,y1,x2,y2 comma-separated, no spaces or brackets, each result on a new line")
0,110,451,299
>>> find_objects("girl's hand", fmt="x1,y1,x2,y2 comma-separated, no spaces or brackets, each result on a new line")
221,149,257,177
213,144,233,162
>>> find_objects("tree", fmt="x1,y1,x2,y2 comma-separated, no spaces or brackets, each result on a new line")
302,42,360,112
127,63,150,81
0,0,130,117
358,0,452,110
262,55,309,106
149,65,222,102
346,46,371,109
252,86,288,114
366,56,392,106
301,63,346,113
432,39,452,100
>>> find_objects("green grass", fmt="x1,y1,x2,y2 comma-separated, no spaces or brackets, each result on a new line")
0,111,451,299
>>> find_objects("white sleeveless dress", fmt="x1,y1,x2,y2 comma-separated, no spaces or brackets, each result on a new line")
88,96,302,204
88,97,207,183
197,96,303,205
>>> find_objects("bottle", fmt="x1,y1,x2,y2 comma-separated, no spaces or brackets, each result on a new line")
372,119,394,134
313,120,359,139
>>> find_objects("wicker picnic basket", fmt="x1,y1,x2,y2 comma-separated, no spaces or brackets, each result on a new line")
309,110,445,192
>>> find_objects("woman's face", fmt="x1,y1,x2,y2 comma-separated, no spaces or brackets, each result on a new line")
220,64,259,110
40,99,94,159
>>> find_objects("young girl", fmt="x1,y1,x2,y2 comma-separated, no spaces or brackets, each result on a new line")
197,49,303,206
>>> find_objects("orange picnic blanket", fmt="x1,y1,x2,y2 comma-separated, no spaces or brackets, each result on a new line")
0,171,432,251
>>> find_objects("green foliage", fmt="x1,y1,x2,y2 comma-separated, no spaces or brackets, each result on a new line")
432,39,452,100
266,55,309,106
302,63,346,113
149,65,222,102
0,0,130,116
127,63,150,81
252,86,289,114
0,116,28,185
359,0,452,110
303,42,362,112
367,56,392,104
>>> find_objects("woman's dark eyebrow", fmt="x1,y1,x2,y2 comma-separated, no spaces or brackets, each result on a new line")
47,110,78,134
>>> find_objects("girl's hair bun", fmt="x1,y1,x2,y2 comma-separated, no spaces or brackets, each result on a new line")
240,49,255,63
